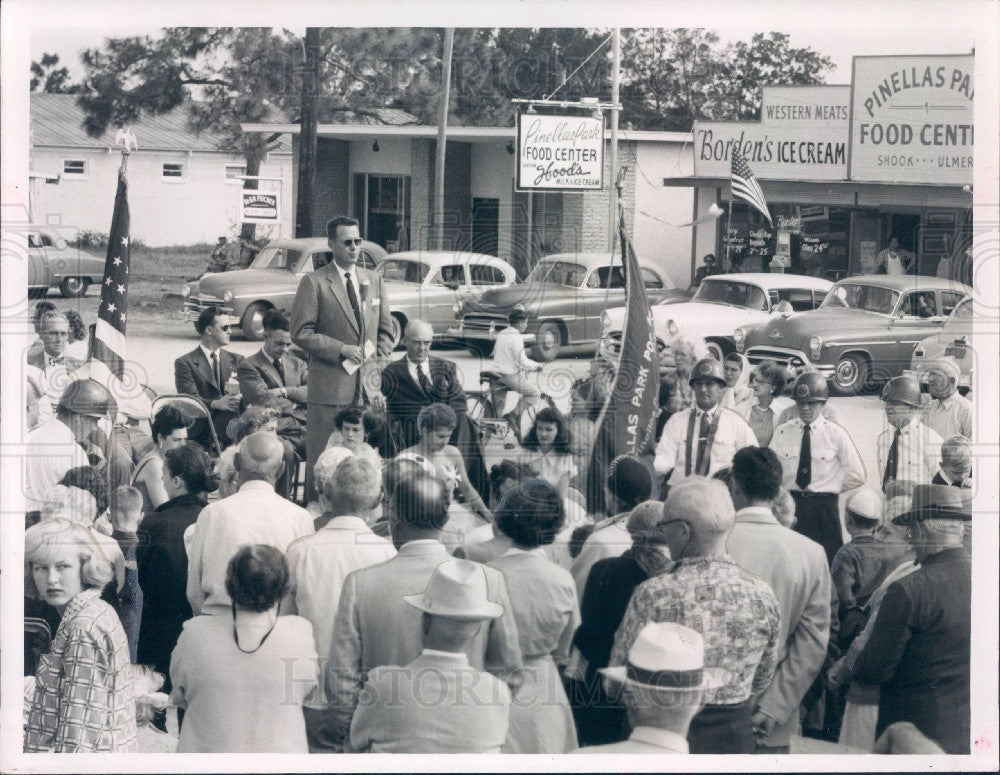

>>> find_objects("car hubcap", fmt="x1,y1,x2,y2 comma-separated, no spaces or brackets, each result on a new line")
835,360,857,386
541,329,556,350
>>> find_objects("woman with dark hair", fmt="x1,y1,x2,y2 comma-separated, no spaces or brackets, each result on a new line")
132,406,189,512
63,309,89,360
567,500,672,745
736,360,793,447
169,544,317,752
488,479,579,753
136,441,213,729
522,407,576,496
24,519,137,752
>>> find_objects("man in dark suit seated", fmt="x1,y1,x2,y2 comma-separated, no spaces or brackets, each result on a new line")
174,306,244,451
380,319,488,499
236,309,308,457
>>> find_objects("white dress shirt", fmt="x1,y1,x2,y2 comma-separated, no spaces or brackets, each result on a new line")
923,392,973,440
876,418,943,488
493,326,534,375
579,726,689,754
23,417,88,512
570,513,631,604
186,479,314,615
406,356,431,387
285,515,396,708
334,263,361,303
771,416,866,494
653,404,756,477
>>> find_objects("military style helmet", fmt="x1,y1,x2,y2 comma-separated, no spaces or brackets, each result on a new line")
57,379,117,418
881,375,923,407
688,357,727,387
791,371,830,403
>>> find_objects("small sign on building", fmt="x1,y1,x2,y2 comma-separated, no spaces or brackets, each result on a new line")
241,191,281,224
516,112,604,191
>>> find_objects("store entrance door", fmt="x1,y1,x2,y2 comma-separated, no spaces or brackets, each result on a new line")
887,213,921,257
850,211,881,274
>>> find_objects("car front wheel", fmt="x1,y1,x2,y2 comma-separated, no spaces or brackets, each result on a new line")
240,302,269,341
530,321,562,363
830,353,869,396
59,276,90,298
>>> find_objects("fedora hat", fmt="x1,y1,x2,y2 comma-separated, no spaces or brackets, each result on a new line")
601,622,725,692
892,483,971,526
403,558,504,621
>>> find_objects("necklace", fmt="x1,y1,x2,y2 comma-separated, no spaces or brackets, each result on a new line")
232,600,280,654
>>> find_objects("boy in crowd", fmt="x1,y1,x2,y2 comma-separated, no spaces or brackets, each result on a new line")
110,485,145,662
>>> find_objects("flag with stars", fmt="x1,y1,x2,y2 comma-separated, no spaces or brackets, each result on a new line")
731,146,773,227
90,166,131,385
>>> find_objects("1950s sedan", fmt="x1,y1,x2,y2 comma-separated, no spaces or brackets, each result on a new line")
182,237,386,340
738,274,973,396
27,228,106,298
450,252,688,360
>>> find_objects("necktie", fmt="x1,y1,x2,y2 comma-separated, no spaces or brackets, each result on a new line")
273,357,286,387
211,351,221,388
883,428,901,487
344,271,363,331
417,362,432,395
796,423,812,490
694,411,711,475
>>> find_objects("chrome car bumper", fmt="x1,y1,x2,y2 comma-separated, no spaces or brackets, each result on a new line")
449,317,537,343
745,346,834,377
183,297,234,320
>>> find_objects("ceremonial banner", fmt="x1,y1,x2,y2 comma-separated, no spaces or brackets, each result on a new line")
585,211,659,513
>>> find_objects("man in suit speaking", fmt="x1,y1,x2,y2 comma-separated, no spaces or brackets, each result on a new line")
291,216,394,501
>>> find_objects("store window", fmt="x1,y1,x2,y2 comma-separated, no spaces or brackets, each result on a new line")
353,174,411,251
63,160,86,176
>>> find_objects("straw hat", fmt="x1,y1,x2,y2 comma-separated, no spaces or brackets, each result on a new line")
601,621,725,692
403,559,504,621
892,484,971,525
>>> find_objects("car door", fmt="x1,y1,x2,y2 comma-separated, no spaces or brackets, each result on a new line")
28,232,52,290
884,290,942,366
424,264,467,330
574,265,625,343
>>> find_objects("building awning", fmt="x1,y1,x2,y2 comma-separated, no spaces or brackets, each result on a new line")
663,175,971,197
242,122,692,145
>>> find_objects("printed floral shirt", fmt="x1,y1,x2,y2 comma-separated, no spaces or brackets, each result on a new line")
609,554,781,705
24,588,137,752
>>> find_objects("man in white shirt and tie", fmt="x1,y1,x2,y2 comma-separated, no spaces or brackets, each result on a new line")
771,372,866,564
921,357,973,440
878,375,943,504
491,309,542,439
653,357,756,484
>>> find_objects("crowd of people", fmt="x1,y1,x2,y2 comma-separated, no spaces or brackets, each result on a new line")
20,215,975,757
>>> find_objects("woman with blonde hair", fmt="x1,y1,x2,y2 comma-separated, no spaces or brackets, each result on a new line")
24,519,137,752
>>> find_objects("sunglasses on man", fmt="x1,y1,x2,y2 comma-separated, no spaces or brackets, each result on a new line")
342,238,363,247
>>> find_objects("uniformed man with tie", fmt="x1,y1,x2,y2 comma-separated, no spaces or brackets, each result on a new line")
771,372,866,564
877,375,942,504
653,357,756,486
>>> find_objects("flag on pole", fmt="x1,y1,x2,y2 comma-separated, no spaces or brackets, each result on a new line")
584,210,660,513
90,166,131,383
731,146,773,227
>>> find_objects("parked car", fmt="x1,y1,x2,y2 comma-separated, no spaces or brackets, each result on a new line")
450,252,688,360
598,273,832,363
376,250,518,343
738,274,973,396
181,237,386,340
911,294,974,391
27,228,106,298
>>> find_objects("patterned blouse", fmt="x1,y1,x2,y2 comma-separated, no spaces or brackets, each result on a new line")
24,588,137,752
609,554,781,706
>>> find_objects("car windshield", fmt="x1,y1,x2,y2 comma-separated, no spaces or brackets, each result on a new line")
821,283,900,315
693,279,768,311
525,261,588,287
379,259,430,284
250,247,303,270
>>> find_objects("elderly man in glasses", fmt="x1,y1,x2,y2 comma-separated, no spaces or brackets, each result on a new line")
291,216,395,502
27,311,85,412
175,306,245,450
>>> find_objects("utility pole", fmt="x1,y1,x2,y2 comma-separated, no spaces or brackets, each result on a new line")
295,27,319,238
433,28,455,251
608,27,621,251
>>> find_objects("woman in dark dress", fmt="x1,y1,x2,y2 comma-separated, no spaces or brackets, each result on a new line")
567,500,672,745
136,442,213,728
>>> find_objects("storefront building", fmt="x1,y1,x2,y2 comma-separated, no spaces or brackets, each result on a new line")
666,54,974,284
242,118,697,285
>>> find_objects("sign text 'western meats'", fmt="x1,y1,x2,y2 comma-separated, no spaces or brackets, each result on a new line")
517,113,604,191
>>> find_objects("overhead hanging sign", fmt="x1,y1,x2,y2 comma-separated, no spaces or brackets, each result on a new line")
516,112,604,191
241,191,281,224
693,86,850,181
849,54,974,185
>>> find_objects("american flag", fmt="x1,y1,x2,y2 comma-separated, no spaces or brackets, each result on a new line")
731,146,773,227
88,165,131,392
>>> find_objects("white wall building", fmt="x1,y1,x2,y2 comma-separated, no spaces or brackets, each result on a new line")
29,94,293,246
